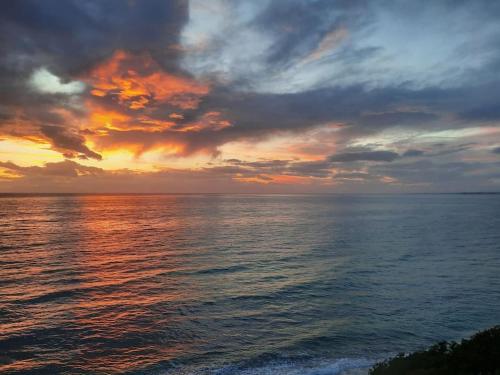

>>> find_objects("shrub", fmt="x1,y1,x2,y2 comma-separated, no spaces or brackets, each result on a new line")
370,326,500,375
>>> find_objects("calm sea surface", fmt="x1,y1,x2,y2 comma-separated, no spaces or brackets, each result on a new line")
1,194,499,374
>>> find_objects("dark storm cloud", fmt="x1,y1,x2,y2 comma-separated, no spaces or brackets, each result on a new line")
0,0,188,77
40,125,102,160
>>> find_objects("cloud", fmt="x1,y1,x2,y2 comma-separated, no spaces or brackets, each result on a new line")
0,0,189,159
0,0,188,76
329,150,399,162
359,111,438,129
300,26,349,65
180,0,500,94
370,159,500,191
87,50,210,111
1,0,500,192
0,159,328,193
255,0,370,69
1,154,499,194
427,143,476,157
30,68,85,95
40,125,102,160
0,160,104,178
402,149,425,157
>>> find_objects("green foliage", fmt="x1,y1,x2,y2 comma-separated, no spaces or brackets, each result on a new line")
370,326,500,375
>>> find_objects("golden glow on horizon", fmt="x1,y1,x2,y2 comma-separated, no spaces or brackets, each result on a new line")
0,139,63,166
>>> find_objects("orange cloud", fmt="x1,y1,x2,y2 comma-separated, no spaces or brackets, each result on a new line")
86,50,210,111
178,111,232,132
88,104,132,130
86,126,191,158
87,102,179,133
0,50,234,163
79,50,234,157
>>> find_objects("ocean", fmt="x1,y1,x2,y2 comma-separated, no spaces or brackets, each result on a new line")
1,194,499,374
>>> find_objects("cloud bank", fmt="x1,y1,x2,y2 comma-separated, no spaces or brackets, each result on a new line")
0,0,499,192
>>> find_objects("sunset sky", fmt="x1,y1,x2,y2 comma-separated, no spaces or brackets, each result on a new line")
1,0,499,193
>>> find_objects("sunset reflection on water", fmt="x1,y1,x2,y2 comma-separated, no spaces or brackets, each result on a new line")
1,195,203,373
1,194,500,374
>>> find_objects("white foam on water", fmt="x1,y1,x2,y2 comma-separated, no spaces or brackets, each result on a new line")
218,358,373,375
162,357,374,375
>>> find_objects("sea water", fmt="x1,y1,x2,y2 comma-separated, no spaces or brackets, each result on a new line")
1,194,499,374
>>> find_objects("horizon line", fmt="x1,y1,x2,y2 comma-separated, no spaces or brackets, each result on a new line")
0,192,499,197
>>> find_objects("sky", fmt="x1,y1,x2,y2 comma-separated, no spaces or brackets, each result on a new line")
0,0,499,193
